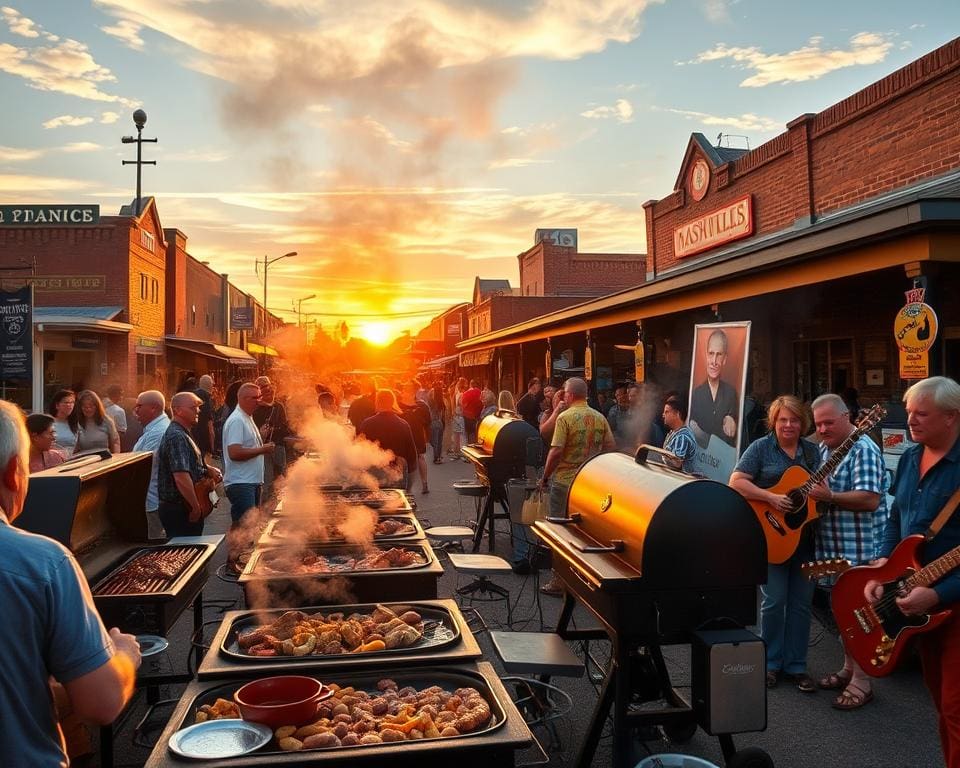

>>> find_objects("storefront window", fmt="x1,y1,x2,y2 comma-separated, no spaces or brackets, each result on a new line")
794,338,853,401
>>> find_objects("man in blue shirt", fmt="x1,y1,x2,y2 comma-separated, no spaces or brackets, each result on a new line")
0,399,141,767
868,376,960,767
662,395,698,473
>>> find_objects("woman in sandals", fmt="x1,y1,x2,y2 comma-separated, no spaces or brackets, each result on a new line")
810,393,888,710
729,395,825,694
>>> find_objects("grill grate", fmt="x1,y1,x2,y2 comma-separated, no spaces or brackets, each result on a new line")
93,545,205,596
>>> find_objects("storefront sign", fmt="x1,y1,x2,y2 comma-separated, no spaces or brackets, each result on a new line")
0,205,99,226
459,349,494,368
230,306,254,330
674,195,753,259
0,286,33,381
32,275,105,292
584,345,593,381
138,337,162,348
689,158,711,202
71,334,101,350
634,341,645,384
446,323,460,338
899,349,929,380
894,297,938,355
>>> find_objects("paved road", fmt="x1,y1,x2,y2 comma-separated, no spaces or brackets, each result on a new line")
108,453,944,768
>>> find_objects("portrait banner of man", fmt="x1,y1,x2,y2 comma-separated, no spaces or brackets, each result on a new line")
687,321,751,482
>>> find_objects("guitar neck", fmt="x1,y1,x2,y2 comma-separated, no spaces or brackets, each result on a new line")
908,544,960,590
800,430,862,491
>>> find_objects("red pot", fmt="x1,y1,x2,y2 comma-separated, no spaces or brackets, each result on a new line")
234,676,332,728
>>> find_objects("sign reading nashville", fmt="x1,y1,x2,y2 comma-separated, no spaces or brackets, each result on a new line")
674,195,753,259
0,205,100,226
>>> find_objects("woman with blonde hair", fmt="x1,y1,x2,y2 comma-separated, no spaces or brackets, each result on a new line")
498,390,516,412
74,389,121,454
729,394,825,693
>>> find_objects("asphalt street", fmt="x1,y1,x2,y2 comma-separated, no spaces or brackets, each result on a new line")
105,455,944,768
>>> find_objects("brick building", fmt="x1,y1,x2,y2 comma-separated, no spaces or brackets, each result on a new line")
0,197,283,412
457,37,960,427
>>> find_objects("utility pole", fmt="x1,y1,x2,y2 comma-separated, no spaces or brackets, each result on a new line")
121,109,157,215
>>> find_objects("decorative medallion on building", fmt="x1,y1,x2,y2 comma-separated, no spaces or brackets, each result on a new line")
689,158,710,202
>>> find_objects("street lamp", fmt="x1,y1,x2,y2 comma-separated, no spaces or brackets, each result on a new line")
294,293,316,328
121,109,157,216
257,251,298,322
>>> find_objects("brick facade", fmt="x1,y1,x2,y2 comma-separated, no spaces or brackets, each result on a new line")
518,241,645,297
645,36,960,273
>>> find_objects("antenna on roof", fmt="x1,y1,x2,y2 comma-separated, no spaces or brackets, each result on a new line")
716,133,751,150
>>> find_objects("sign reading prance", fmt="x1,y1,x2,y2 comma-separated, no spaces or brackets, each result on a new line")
0,205,100,226
674,195,753,259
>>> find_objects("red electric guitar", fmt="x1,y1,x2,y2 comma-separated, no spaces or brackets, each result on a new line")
821,535,960,676
749,405,885,564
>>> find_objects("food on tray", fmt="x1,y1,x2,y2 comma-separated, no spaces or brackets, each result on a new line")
272,679,492,750
273,517,415,541
237,605,425,657
94,547,197,595
256,547,426,575
195,698,240,722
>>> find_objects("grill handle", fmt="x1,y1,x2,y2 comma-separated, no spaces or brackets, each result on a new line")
635,444,682,469
567,538,624,554
544,514,581,525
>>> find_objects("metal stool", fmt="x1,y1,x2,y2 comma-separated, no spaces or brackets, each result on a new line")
453,480,487,527
448,552,513,627
424,526,474,562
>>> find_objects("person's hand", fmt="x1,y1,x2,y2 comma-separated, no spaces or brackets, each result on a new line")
537,476,547,492
188,504,203,523
206,466,223,483
768,492,795,515
863,562,887,604
808,482,832,502
261,441,276,455
896,586,939,616
722,415,737,438
109,627,142,670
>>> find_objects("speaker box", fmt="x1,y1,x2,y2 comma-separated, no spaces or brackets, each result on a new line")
692,628,766,735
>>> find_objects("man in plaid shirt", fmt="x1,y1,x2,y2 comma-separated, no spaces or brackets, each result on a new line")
811,393,889,710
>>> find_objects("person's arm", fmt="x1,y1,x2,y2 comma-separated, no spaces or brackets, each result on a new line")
539,446,563,489
108,421,121,454
228,442,273,461
63,628,139,724
173,471,204,521
540,402,564,442
602,421,617,451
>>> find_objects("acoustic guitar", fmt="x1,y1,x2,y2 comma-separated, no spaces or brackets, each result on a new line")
749,405,885,564
804,536,960,676
194,475,219,519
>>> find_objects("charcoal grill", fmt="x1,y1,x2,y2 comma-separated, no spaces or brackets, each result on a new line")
532,449,770,768
461,410,539,551
198,599,482,679
238,541,444,607
16,452,220,636
144,662,532,767
258,513,423,549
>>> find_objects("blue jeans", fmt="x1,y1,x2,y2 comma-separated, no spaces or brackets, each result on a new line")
430,421,444,460
760,549,815,674
225,483,262,524
158,500,204,538
548,482,570,518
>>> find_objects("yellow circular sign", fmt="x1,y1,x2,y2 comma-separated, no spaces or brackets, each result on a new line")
894,302,938,353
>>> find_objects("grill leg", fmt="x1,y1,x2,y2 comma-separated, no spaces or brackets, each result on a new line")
574,656,617,768
472,495,494,552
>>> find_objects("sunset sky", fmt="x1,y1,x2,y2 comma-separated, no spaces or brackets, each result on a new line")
2,2,957,343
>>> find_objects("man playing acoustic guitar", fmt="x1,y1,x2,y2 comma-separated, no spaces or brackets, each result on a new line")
866,376,960,767
811,393,889,710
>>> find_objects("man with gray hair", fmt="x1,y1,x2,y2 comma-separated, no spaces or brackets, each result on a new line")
133,390,171,538
0,400,142,764
867,377,960,763
809,392,888,710
537,377,616,592
157,391,223,537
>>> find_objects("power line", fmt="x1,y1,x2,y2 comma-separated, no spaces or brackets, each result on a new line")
266,306,440,319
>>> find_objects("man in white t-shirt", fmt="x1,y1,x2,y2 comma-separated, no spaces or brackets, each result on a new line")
222,382,274,571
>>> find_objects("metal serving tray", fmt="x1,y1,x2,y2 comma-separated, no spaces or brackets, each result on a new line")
145,662,532,767
199,599,481,679
273,489,415,516
257,514,423,549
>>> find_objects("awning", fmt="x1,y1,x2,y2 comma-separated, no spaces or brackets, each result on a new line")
33,306,132,334
246,342,279,357
165,337,258,366
419,353,459,370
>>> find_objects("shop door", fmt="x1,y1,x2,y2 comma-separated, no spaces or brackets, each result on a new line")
43,350,93,407
794,338,854,401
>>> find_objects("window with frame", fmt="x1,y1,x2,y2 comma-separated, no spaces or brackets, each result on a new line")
140,273,148,300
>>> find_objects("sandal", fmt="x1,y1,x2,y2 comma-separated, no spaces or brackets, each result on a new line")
787,673,817,693
818,670,852,691
832,683,874,710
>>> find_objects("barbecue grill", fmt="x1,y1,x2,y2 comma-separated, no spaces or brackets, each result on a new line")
461,411,539,551
258,513,424,549
198,599,482,679
238,541,444,607
273,488,415,516
15,452,220,636
533,449,770,768
144,662,532,767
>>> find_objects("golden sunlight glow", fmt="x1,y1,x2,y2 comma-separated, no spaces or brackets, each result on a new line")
357,321,393,346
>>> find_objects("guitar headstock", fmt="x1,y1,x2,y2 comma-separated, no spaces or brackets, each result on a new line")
855,404,886,434
801,558,852,580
